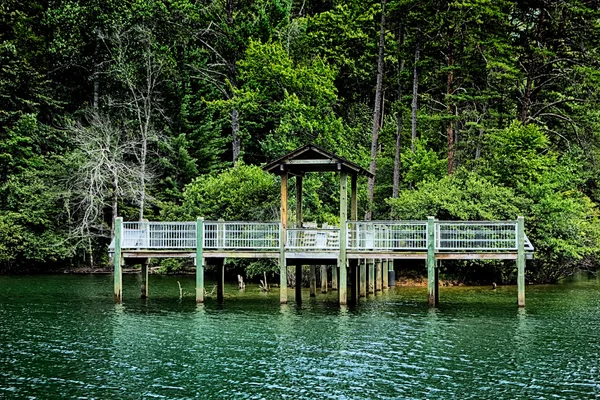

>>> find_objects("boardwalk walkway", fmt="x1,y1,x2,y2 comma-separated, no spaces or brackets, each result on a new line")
110,217,533,307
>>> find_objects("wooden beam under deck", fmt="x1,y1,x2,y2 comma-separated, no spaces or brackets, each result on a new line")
121,250,532,260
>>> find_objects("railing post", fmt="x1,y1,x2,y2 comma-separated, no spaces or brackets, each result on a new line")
427,216,437,307
114,217,123,303
517,216,525,307
218,219,224,249
196,217,204,303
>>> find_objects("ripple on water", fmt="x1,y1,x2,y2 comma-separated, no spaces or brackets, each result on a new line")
0,275,599,399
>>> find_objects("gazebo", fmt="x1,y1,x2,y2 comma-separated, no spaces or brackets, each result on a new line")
263,144,373,305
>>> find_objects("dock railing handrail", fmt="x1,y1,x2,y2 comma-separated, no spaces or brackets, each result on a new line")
113,219,533,252
434,220,519,251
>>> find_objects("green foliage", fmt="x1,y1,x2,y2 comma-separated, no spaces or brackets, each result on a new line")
179,163,279,221
388,169,523,221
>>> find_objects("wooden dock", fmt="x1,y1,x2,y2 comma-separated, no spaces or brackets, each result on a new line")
110,145,533,307
110,217,533,307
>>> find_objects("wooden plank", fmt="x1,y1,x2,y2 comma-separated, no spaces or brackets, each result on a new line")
427,217,436,307
338,172,348,305
114,217,123,303
435,253,518,260
517,216,525,307
286,159,337,165
196,217,204,303
348,253,427,260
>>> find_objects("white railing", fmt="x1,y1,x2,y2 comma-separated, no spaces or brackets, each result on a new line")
121,222,196,249
203,222,280,249
348,221,428,250
114,220,533,252
286,228,340,250
435,221,518,251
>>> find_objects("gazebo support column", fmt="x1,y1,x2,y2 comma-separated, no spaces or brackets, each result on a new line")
279,172,288,304
338,171,348,305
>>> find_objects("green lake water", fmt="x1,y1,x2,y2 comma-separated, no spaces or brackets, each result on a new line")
1,273,599,399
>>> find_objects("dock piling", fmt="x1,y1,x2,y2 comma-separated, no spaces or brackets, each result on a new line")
517,216,525,307
196,217,204,303
141,258,149,299
360,259,366,297
427,216,437,307
114,217,123,303
320,265,327,293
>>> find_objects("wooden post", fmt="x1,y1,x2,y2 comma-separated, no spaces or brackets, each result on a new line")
295,264,302,304
375,259,382,292
388,259,396,287
280,172,288,304
382,259,389,289
196,217,204,303
296,176,303,227
141,258,149,299
339,171,348,305
427,216,436,307
332,265,338,290
217,258,225,304
360,259,367,297
351,175,358,221
320,265,328,293
114,217,123,303
349,259,359,304
368,259,375,294
310,265,316,297
517,216,525,307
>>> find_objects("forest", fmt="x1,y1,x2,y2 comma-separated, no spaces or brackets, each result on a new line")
1,0,600,283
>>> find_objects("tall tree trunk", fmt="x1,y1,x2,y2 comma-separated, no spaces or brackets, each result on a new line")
93,29,100,110
231,108,240,162
411,41,419,152
392,24,405,198
227,0,241,164
446,37,455,175
366,0,386,220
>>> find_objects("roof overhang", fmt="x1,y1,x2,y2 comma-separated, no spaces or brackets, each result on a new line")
263,144,373,178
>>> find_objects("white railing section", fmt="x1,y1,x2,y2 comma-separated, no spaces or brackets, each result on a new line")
121,222,196,249
114,220,533,252
435,221,518,251
286,228,340,250
348,221,428,250
203,222,280,249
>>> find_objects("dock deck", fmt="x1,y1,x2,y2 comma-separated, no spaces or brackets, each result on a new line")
110,218,533,306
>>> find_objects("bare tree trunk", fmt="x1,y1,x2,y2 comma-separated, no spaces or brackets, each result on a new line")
411,41,419,152
392,24,405,198
366,0,386,220
112,173,118,239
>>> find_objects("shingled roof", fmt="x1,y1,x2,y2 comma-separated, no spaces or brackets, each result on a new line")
263,144,373,178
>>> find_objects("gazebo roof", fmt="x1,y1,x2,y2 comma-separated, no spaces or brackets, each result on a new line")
263,144,373,178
